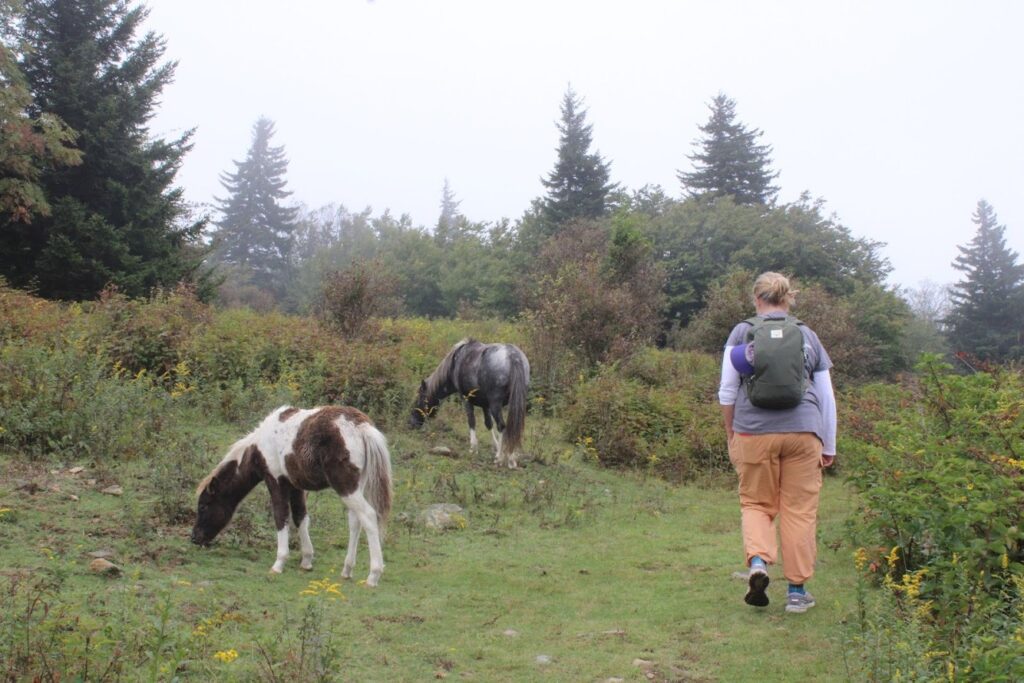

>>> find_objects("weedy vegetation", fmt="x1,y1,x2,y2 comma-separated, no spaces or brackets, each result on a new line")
1,285,1020,681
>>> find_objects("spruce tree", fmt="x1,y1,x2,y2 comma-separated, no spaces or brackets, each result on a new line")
540,85,616,228
678,93,779,205
212,117,298,298
947,200,1024,361
4,0,205,299
435,178,461,245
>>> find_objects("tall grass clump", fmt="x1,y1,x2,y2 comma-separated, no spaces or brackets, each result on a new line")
842,355,1024,679
0,336,186,461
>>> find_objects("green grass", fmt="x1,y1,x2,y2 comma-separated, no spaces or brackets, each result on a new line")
1,415,861,682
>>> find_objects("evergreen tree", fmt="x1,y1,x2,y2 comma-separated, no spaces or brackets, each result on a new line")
540,85,616,228
0,0,82,227
435,177,461,245
947,200,1024,362
678,93,779,205
3,0,205,299
212,117,298,298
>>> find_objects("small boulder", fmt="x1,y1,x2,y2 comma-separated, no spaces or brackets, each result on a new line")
418,504,466,531
535,655,552,665
429,446,455,457
100,485,123,496
89,558,121,576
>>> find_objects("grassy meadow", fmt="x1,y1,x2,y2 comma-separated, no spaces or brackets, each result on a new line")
4,285,1020,681
0,411,862,682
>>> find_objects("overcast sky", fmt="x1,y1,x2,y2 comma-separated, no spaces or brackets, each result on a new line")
146,0,1022,290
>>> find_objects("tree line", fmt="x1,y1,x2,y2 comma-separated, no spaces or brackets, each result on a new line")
2,0,1022,366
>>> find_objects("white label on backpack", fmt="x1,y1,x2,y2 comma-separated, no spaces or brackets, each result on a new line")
770,329,783,339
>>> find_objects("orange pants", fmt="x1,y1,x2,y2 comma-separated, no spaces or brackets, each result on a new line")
729,432,823,585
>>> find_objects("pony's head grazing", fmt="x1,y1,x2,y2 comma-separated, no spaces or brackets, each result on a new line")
409,379,440,429
408,339,470,428
191,443,264,546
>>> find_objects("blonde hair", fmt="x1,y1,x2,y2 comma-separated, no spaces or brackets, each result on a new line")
753,272,798,307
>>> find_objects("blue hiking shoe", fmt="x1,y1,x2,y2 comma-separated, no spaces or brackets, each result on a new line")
785,590,816,613
744,567,770,607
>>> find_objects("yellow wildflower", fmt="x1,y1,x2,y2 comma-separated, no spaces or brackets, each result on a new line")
854,547,868,571
300,577,346,600
213,649,239,663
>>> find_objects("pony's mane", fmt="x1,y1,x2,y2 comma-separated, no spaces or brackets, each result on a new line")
423,338,473,399
195,437,250,496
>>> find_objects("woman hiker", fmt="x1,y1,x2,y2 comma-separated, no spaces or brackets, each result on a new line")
718,272,837,613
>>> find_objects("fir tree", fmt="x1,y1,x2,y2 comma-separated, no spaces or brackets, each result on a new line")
435,177,461,245
678,93,779,206
947,200,1024,361
540,85,616,228
212,117,299,298
3,0,205,299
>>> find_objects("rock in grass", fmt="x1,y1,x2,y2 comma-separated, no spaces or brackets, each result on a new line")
429,446,455,457
418,504,466,531
88,549,115,559
535,655,552,665
89,558,121,576
100,485,123,496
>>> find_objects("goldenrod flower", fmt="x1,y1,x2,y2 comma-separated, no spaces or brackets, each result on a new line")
213,649,238,663
300,577,346,600
854,547,868,571
887,545,900,569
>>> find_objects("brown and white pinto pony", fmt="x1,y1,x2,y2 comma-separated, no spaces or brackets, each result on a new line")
191,405,393,586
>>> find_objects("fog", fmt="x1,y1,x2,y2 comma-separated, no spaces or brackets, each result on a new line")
147,0,1024,289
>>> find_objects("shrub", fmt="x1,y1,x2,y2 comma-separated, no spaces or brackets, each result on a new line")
0,339,179,460
524,221,665,372
0,280,72,344
564,349,728,482
82,284,212,377
843,356,1024,675
317,258,400,337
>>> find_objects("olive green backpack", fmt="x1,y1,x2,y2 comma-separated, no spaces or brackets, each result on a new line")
741,315,809,409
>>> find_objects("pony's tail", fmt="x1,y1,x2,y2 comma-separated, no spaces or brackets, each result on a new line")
503,349,529,460
360,425,393,528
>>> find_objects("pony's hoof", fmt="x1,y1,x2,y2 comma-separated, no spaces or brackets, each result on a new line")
269,566,283,575
300,563,314,572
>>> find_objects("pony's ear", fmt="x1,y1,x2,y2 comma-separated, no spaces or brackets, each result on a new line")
419,380,426,391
